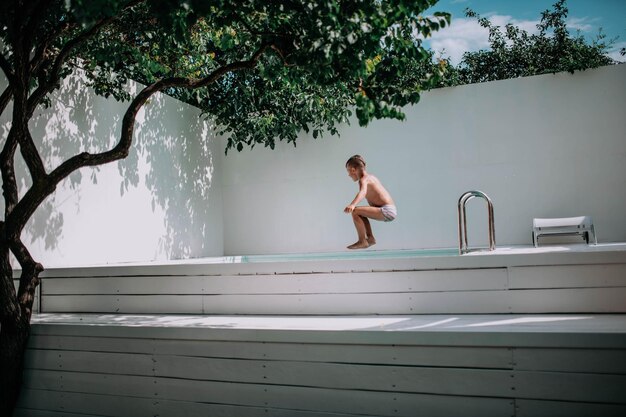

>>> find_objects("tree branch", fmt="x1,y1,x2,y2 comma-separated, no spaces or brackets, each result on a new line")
8,42,276,236
26,0,145,117
0,55,14,84
0,86,13,118
22,0,53,53
10,236,43,322
0,222,20,325
0,127,20,217
19,128,47,184
29,21,74,74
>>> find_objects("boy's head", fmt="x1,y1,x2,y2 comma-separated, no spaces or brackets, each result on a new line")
346,155,366,169
346,155,366,181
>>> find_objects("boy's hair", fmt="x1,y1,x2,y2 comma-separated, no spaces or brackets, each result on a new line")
346,155,366,169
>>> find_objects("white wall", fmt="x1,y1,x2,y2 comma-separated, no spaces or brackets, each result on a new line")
220,65,626,255
0,75,224,267
2,65,624,264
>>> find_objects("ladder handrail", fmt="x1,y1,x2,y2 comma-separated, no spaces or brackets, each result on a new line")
458,190,496,255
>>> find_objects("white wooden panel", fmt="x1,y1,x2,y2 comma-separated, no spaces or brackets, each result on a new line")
41,268,507,295
29,313,626,349
41,291,514,314
152,339,513,369
154,399,369,417
24,349,154,376
27,335,513,369
515,399,626,417
24,348,513,397
42,295,203,314
21,370,357,416
20,370,343,416
513,370,626,403
32,247,626,279
152,378,514,417
514,348,626,374
16,389,154,417
43,276,206,295
22,369,158,399
510,264,626,289
14,409,98,417
42,287,626,315
509,287,626,313
18,386,514,417
199,291,513,314
153,354,514,397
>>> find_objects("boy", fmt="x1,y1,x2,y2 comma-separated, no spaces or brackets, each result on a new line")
344,155,397,249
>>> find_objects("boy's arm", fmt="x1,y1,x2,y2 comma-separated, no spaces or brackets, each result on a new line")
344,178,368,213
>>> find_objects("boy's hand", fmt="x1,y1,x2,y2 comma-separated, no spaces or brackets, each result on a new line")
344,205,356,213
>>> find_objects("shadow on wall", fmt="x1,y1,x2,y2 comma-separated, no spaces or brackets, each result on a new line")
3,73,219,261
124,91,218,259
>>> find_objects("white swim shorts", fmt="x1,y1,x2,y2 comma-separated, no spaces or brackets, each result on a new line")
381,205,397,222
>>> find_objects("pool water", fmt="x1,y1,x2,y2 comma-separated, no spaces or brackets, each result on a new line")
237,248,459,263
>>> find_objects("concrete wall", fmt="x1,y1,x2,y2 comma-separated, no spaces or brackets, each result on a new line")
2,65,625,264
0,75,224,267
220,64,626,255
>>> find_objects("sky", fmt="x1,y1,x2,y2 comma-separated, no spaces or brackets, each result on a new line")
422,0,626,64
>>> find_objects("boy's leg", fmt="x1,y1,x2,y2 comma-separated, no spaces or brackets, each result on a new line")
348,206,385,249
348,211,369,249
362,217,376,246
353,206,386,221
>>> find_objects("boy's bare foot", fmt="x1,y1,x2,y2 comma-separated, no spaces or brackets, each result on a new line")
347,240,370,250
367,236,376,246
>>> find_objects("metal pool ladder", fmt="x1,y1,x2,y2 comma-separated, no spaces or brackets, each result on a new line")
458,190,496,255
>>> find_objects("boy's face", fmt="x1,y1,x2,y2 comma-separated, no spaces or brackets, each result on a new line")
346,166,359,182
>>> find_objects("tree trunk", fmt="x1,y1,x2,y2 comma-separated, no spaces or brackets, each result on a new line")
0,241,34,417
0,317,30,417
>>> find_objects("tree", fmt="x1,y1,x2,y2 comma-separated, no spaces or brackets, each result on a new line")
454,0,616,85
0,0,450,413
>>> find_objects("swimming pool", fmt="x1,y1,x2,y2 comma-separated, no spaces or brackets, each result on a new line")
213,243,626,264
236,248,459,263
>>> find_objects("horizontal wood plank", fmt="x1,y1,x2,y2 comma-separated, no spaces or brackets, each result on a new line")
513,370,626,403
14,409,100,417
24,349,514,397
27,334,513,369
153,354,515,397
515,399,626,417
41,291,513,314
40,269,508,295
42,295,203,314
40,287,626,315
514,348,626,374
508,287,626,313
17,380,514,417
24,349,154,376
509,264,626,289
29,314,626,349
16,389,154,417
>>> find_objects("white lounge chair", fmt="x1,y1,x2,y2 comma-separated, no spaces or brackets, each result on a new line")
532,216,597,247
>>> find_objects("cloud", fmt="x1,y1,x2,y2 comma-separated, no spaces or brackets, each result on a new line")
607,42,626,63
566,17,597,33
424,13,603,65
425,15,540,64
425,18,489,64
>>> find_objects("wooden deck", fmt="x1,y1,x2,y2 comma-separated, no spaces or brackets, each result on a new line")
13,245,626,416
16,313,626,417
18,245,626,315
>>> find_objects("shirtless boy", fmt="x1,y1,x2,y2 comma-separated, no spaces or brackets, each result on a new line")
344,155,397,249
